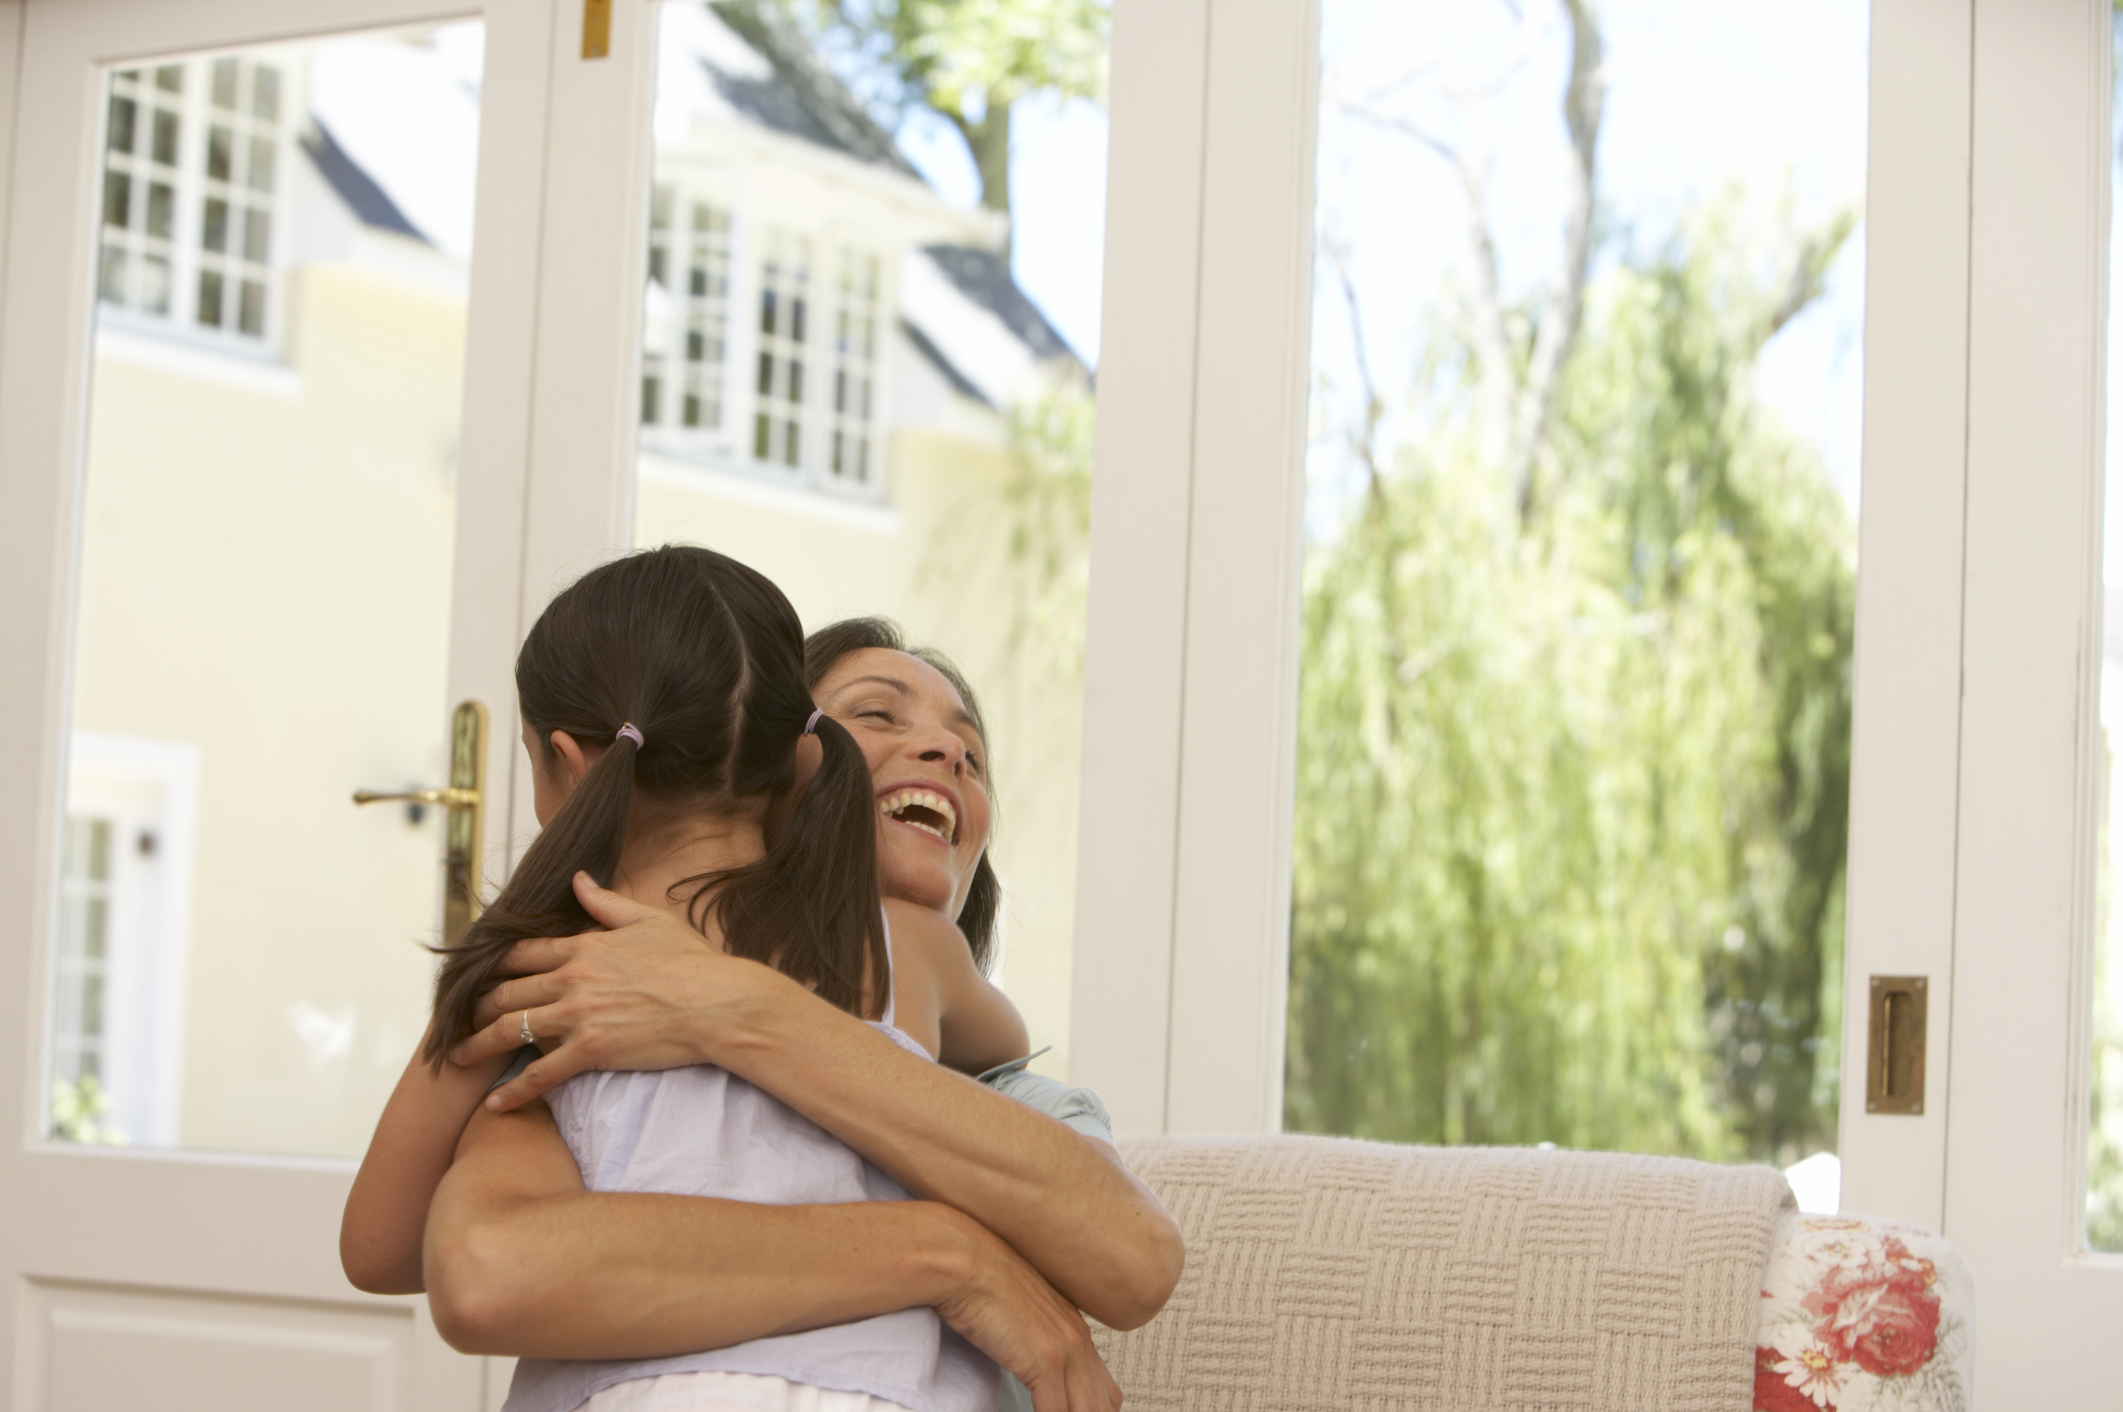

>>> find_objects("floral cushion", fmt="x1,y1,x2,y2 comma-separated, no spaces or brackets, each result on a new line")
1753,1211,1974,1412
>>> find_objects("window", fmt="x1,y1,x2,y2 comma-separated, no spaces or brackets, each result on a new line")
642,183,733,435
753,230,810,471
50,817,113,1113
829,248,880,489
48,734,199,1149
98,54,288,345
99,66,185,317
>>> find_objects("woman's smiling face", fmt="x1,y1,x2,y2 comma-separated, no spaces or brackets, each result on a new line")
815,647,992,920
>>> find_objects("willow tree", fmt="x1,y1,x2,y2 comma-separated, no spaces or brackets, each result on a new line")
1286,0,1856,1164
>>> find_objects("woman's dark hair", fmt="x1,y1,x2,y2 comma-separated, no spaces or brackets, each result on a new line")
803,617,1000,975
424,546,884,1067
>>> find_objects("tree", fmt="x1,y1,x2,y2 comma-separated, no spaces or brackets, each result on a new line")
1287,0,1857,1163
781,0,1109,224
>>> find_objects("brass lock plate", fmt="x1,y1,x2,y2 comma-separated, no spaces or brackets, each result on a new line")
1866,975,1927,1115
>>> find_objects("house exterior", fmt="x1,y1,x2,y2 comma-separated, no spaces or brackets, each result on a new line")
65,9,1088,1158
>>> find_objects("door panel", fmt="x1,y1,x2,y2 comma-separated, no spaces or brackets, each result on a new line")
1942,0,2123,1398
0,0,560,1404
24,1280,416,1412
60,25,486,1159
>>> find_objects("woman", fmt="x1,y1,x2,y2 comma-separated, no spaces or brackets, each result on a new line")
343,607,1177,1411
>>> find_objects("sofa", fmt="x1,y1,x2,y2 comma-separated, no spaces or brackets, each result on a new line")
1095,1135,1973,1412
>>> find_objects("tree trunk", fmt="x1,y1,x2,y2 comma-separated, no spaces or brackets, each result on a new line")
952,102,1014,248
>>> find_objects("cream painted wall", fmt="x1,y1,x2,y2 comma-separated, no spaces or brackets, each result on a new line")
73,257,466,1157
637,428,1085,1075
70,247,1084,1159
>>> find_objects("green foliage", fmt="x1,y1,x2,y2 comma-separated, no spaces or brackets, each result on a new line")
999,380,1095,675
790,0,1108,212
50,1074,128,1146
2090,849,2123,1249
1286,202,1856,1162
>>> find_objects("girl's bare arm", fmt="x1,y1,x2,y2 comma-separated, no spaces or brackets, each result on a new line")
341,1030,505,1294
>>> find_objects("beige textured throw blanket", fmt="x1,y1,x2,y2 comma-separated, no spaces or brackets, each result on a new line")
1096,1134,1793,1411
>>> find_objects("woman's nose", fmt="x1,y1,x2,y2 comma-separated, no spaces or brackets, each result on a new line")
914,730,964,769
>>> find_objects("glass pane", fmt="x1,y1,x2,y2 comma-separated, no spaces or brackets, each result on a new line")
632,2,1110,1073
2089,8,2123,1255
1288,2,1866,1202
56,22,487,1158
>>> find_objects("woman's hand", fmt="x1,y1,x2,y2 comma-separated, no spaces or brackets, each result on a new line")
452,872,796,1111
931,1208,1123,1412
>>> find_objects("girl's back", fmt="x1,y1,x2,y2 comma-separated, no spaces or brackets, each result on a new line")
504,938,997,1412
422,547,1000,1412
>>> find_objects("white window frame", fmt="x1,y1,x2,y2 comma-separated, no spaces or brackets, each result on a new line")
1066,0,1319,1135
639,175,738,456
1064,0,2123,1395
48,733,199,1150
93,47,301,359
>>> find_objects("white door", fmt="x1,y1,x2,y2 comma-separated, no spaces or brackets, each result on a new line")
1834,0,2123,1399
0,0,646,1405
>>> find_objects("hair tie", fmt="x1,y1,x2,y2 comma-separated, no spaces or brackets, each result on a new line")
615,722,644,749
802,708,823,737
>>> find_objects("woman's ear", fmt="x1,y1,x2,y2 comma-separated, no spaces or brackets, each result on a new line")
548,729,592,788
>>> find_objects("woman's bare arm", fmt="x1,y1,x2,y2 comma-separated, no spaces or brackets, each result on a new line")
426,1100,1123,1412
459,876,1184,1330
341,1030,506,1293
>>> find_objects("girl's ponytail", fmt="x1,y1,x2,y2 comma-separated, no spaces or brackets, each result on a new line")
704,713,886,1018
422,546,893,1064
422,728,644,1068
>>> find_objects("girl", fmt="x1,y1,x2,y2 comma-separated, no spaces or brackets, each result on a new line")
401,548,1170,1411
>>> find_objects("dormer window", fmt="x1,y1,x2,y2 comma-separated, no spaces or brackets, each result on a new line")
830,249,878,488
641,184,732,432
99,55,287,344
754,229,810,469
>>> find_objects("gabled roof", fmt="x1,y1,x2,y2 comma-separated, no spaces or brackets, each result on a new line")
919,245,1081,368
901,245,1085,410
295,14,1084,399
700,1,919,178
302,121,424,243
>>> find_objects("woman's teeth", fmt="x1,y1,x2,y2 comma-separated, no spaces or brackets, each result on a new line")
878,788,957,843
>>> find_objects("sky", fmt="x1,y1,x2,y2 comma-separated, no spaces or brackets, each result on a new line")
898,0,1870,531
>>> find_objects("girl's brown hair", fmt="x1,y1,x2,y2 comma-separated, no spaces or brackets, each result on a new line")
423,546,883,1067
802,616,999,975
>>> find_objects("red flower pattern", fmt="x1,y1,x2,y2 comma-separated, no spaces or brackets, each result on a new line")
1802,1236,1941,1377
1754,1226,1953,1411
1753,1346,1823,1412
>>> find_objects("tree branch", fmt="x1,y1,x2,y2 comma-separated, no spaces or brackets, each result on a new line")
1338,101,1515,466
1506,0,1604,521
1324,234,1388,512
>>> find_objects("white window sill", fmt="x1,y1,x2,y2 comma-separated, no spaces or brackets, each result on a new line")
637,445,900,535
93,321,301,400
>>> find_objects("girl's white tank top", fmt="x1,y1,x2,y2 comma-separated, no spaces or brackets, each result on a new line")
500,916,999,1412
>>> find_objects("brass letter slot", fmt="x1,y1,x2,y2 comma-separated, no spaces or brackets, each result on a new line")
582,0,612,59
354,700,488,947
1866,975,1927,1115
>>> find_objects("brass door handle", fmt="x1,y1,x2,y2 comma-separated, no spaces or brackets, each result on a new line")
353,700,488,946
352,787,480,808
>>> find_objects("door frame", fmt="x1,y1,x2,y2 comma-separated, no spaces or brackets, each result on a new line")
0,0,600,1403
1934,0,2123,1397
